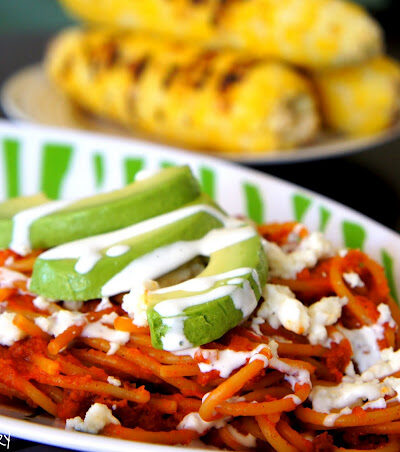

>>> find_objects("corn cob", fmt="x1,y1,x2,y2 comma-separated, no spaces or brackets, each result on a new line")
46,28,319,153
312,57,400,136
58,0,383,69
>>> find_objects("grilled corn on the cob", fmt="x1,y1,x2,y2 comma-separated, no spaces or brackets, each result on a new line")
58,0,383,69
313,57,400,136
46,28,319,153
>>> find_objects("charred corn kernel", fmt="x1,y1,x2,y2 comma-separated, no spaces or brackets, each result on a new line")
46,28,319,153
313,57,400,136
59,0,383,69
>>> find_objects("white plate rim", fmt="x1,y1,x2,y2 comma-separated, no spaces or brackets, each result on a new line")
0,119,399,451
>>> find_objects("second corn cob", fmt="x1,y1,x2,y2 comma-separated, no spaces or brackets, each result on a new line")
313,57,400,136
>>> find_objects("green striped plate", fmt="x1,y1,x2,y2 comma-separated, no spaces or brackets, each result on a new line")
0,119,399,451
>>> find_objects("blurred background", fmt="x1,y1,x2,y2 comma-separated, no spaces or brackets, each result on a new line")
0,0,400,234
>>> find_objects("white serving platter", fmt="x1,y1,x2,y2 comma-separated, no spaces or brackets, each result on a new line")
0,119,399,451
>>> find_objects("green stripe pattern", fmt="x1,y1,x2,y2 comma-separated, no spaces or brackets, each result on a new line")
41,143,73,199
124,158,144,184
93,153,105,189
2,138,20,198
342,221,367,250
200,167,216,199
244,183,264,224
292,194,312,223
381,250,399,304
160,161,176,169
319,207,331,233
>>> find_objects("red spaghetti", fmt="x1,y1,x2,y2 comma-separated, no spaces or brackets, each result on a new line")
0,222,399,451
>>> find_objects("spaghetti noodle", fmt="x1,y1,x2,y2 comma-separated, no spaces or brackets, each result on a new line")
0,222,399,451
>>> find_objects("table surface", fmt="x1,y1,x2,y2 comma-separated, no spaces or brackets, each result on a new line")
1,31,400,452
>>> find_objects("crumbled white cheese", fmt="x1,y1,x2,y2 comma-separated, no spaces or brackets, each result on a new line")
177,412,230,434
4,256,14,266
0,267,27,288
343,272,365,288
345,361,356,377
107,376,121,387
308,297,347,345
33,296,57,312
226,425,257,448
338,249,348,258
263,232,335,279
252,286,346,346
377,303,396,328
340,325,381,372
95,297,113,312
35,311,85,337
100,312,118,326
65,403,120,434
253,284,310,335
0,312,27,346
122,280,159,327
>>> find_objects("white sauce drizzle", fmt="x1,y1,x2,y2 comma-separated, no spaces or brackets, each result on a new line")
102,224,255,297
10,200,71,256
340,303,396,372
226,425,257,448
157,280,257,351
195,345,269,378
40,204,228,263
154,268,261,295
323,407,352,427
39,204,251,295
81,322,129,347
105,245,130,257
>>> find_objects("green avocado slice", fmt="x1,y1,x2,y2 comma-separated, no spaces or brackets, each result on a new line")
0,166,200,252
0,194,49,249
30,194,225,301
147,235,267,350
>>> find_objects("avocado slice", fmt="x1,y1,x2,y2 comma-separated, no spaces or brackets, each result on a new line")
30,194,224,301
0,194,49,249
30,183,267,351
0,166,200,253
147,235,267,350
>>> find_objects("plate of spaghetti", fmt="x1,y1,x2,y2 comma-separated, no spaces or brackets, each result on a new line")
0,121,399,452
